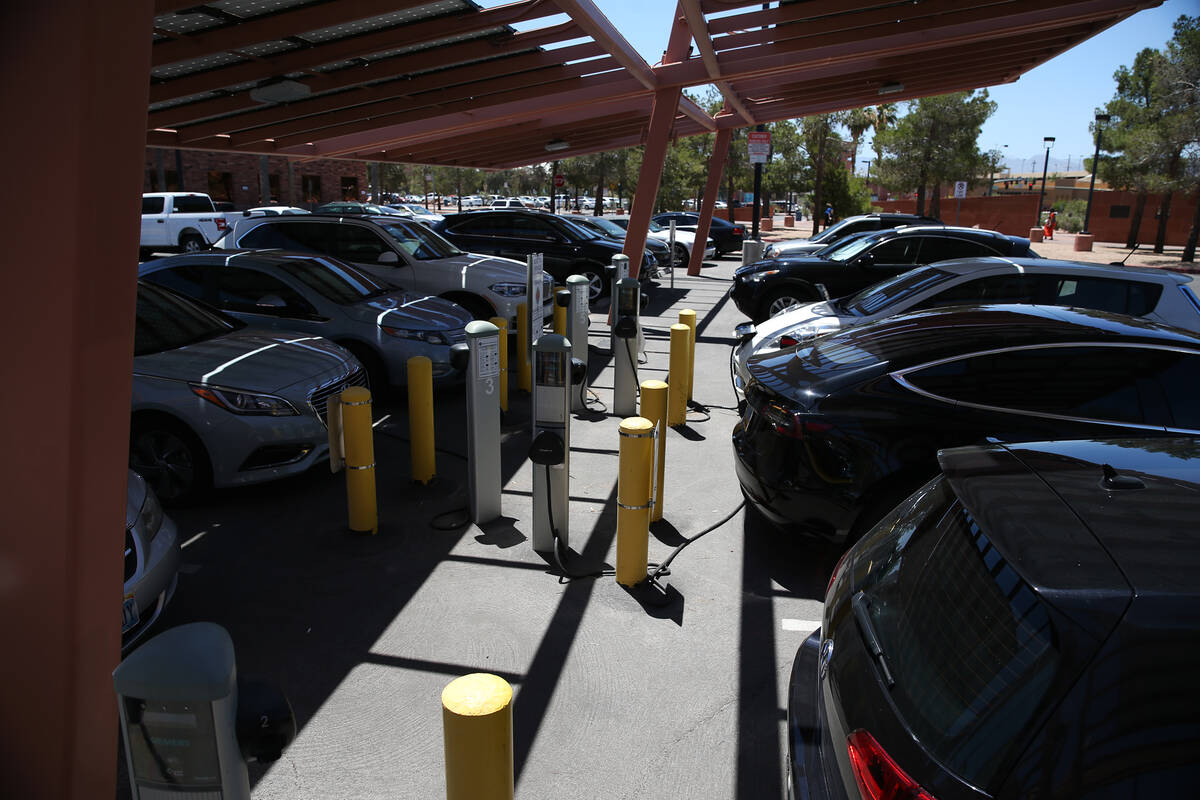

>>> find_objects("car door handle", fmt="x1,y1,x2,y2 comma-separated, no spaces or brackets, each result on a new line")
157,219,164,223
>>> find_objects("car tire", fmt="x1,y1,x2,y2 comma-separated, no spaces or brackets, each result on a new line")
672,243,688,267
761,286,818,322
580,268,606,306
180,233,206,252
129,417,212,505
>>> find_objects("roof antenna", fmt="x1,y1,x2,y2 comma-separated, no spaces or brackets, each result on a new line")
1109,243,1138,267
1101,463,1145,491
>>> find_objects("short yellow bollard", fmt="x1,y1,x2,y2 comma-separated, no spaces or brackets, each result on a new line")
407,356,436,484
667,323,690,427
516,302,531,393
341,386,377,534
616,416,655,587
553,288,569,336
442,673,514,800
489,316,509,413
640,380,668,522
678,308,697,402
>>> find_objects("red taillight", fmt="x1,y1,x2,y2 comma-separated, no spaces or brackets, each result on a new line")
732,226,744,235
827,548,850,596
216,217,227,230
846,730,936,800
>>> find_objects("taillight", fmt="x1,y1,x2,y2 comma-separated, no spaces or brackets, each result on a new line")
827,548,850,596
733,226,744,235
779,334,799,348
216,217,227,230
846,730,936,800
761,401,831,440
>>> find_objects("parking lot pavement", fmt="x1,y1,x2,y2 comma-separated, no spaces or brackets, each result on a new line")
135,253,841,799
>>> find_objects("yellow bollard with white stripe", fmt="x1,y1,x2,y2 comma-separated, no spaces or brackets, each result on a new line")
553,288,569,336
489,316,509,413
667,323,690,427
407,356,436,484
678,308,697,402
442,673,514,800
616,416,655,587
341,386,377,534
516,302,531,393
639,380,668,523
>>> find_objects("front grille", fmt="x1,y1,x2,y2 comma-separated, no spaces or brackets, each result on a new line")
124,529,138,582
308,367,368,427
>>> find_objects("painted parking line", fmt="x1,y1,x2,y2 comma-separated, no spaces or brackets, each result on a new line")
781,618,822,633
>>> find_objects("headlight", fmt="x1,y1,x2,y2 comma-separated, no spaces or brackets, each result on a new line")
382,326,449,345
490,282,526,297
189,384,298,416
138,482,164,541
743,269,779,281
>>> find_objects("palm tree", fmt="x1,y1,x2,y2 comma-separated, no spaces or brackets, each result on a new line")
846,107,874,167
870,102,899,161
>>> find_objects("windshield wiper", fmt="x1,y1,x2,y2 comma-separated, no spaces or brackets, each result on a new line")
852,592,896,688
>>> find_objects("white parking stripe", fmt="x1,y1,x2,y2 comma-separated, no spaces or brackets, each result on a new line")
782,619,822,633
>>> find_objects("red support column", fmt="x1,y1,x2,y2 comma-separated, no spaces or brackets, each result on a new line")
623,87,682,278
688,126,732,276
0,2,154,797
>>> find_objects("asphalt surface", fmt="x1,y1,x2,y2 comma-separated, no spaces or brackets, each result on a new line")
128,246,841,800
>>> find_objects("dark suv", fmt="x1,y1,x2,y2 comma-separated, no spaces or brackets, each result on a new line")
652,212,744,256
433,209,657,305
733,304,1200,541
763,212,941,258
731,225,1037,322
789,436,1200,800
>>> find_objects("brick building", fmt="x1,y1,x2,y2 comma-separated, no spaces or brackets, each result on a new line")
143,148,369,209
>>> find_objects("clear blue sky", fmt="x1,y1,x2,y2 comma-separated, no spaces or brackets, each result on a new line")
484,0,1192,175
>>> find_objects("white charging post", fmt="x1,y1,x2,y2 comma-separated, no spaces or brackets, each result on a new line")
669,220,677,289
566,274,590,412
612,277,640,418
529,334,572,552
526,253,545,424
464,320,501,524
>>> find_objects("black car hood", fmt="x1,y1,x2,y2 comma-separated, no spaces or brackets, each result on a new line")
735,255,827,277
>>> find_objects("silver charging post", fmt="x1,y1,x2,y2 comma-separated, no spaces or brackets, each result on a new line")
529,334,572,552
464,320,501,524
566,274,590,412
612,277,640,417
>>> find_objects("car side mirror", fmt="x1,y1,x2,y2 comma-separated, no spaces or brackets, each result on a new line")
857,252,876,267
378,251,399,265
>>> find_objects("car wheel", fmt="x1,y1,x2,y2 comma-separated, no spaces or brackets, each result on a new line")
180,233,206,252
581,269,606,305
130,419,211,504
672,243,688,267
763,287,817,321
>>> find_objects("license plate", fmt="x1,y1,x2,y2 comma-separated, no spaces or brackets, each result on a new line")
122,595,139,633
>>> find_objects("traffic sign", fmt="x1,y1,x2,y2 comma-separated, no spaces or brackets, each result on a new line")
748,131,771,164
554,174,565,188
954,181,967,199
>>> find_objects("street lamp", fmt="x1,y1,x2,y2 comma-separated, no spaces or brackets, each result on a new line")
1036,136,1055,224
861,159,872,179
1081,114,1111,234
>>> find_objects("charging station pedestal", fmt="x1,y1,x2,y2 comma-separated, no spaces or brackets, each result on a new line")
113,622,295,800
530,334,572,552
464,320,501,524
612,277,640,418
565,274,590,412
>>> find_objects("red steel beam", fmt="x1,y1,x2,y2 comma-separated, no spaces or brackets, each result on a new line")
553,0,658,90
688,125,731,275
678,0,755,124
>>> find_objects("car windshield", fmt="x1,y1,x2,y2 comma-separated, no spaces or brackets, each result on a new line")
377,219,463,259
135,282,242,356
583,217,626,237
822,231,886,262
645,219,665,232
809,217,860,244
841,266,956,316
554,218,594,243
274,256,391,304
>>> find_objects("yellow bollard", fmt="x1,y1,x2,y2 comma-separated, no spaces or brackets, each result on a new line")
678,308,697,402
489,316,509,413
341,386,377,534
407,356,436,484
553,288,569,336
442,673,514,800
667,324,690,427
640,380,668,522
616,416,655,587
516,302,531,393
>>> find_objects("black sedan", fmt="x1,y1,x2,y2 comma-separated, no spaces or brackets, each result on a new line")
730,225,1037,322
652,212,745,256
732,304,1200,542
789,436,1200,799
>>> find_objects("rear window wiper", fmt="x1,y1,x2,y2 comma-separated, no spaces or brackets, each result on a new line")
852,592,896,688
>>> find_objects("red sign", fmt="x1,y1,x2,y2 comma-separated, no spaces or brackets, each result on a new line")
748,131,771,164
554,174,565,188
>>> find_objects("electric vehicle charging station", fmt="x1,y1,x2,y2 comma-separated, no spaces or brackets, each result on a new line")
529,334,572,552
452,320,502,525
113,622,295,799
565,274,590,412
612,277,640,418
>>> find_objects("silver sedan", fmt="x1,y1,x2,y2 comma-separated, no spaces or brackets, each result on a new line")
123,470,180,651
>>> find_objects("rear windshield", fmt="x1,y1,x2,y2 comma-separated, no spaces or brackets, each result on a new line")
171,195,215,213
842,266,955,316
274,256,391,304
142,197,164,214
853,478,1060,788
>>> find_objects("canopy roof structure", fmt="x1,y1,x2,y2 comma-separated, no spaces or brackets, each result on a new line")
146,0,1160,170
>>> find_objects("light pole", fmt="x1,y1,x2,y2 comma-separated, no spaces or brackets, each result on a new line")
1081,114,1110,234
1036,136,1055,224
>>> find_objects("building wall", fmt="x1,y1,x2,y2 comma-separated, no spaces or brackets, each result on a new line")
144,148,369,209
873,195,1040,237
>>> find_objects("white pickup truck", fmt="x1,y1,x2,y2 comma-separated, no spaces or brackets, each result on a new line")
140,192,228,254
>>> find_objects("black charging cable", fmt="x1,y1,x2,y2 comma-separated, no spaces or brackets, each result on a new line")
646,500,746,585
377,427,471,530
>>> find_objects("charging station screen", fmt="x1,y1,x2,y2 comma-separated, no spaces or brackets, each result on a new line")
536,352,565,387
124,697,222,789
619,286,638,316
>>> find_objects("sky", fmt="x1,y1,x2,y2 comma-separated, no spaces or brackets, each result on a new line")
481,0,1194,176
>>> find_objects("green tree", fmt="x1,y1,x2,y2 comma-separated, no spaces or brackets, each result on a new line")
873,91,996,217
801,112,848,235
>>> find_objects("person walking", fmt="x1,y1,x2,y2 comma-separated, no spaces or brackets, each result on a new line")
1043,209,1057,240
824,203,834,230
